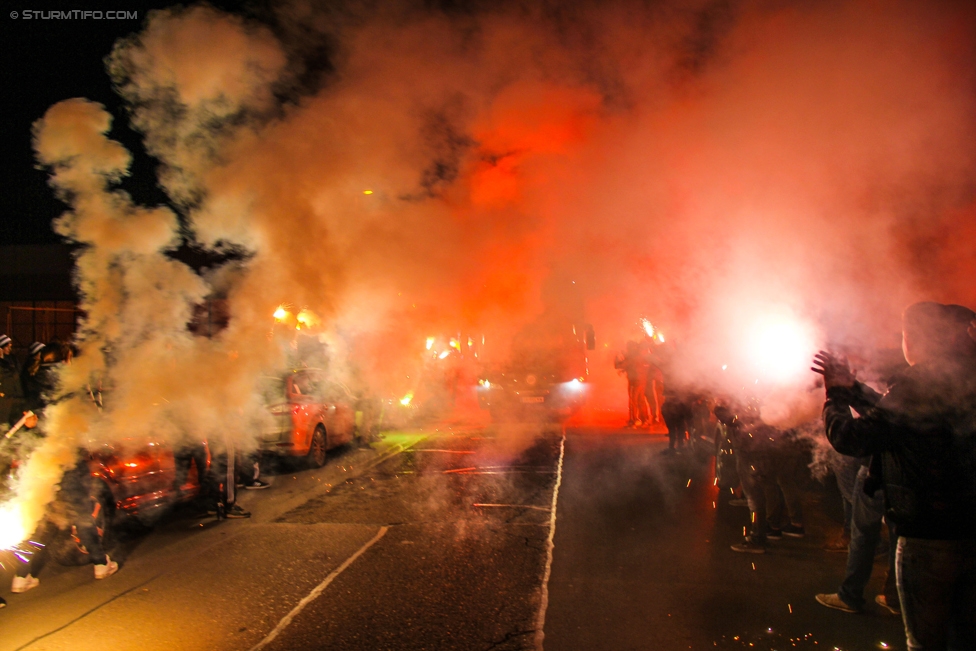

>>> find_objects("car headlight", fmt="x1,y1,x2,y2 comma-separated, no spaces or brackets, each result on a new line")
564,379,585,392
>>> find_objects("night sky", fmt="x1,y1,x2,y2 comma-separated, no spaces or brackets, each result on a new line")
1,2,245,245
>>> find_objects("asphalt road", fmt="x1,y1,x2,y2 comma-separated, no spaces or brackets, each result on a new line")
544,431,905,651
0,426,906,651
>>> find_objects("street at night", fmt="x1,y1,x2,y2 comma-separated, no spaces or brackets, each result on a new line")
1,1,974,649
2,427,904,651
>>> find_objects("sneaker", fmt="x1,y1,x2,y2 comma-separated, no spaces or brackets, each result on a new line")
823,531,851,553
728,498,749,507
731,536,766,554
766,527,783,541
225,504,251,519
244,479,270,490
94,556,119,580
815,593,859,613
11,574,39,593
781,523,806,538
875,595,901,615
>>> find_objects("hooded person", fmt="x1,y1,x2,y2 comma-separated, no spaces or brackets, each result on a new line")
814,302,976,651
20,342,50,411
11,448,119,593
716,397,806,554
0,334,27,429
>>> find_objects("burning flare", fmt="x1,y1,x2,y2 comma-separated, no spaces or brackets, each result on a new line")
640,318,655,338
745,312,817,384
0,504,29,551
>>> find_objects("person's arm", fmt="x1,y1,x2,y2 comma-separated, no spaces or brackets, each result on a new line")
822,386,892,457
854,382,883,406
813,350,891,457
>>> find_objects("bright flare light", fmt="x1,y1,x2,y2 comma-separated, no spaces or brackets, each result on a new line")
0,503,28,550
640,318,654,338
296,309,319,329
273,306,288,321
438,350,451,360
746,313,817,383
400,392,413,406
425,337,435,351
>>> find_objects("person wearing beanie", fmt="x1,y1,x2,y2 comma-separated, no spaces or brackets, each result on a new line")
21,342,53,412
0,334,25,428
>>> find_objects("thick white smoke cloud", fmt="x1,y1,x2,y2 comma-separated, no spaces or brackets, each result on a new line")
3,0,974,543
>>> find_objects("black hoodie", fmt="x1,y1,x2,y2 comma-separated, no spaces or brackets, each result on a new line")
823,361,976,540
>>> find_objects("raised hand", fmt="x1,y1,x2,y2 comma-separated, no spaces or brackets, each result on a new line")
811,350,855,389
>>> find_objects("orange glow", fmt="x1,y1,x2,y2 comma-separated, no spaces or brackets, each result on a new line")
296,309,319,329
467,83,601,208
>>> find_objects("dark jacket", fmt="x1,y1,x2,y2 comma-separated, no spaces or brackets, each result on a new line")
823,362,976,540
0,355,25,426
22,362,59,411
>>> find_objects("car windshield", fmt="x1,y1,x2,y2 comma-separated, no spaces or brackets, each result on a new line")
259,376,288,404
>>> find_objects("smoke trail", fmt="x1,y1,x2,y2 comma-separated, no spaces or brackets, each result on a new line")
4,0,975,543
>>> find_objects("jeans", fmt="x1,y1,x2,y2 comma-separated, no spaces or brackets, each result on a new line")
735,449,767,541
830,453,861,535
897,537,976,651
663,399,692,449
765,448,804,528
17,519,57,578
74,511,108,566
627,379,649,424
838,465,897,609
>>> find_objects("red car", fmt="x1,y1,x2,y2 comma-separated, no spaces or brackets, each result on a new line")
45,438,206,566
258,369,358,467
88,438,206,520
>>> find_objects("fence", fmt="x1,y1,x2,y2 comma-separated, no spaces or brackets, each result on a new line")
1,302,81,350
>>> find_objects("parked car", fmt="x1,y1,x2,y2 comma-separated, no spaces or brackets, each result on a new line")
49,438,207,565
477,318,594,422
257,369,357,467
89,437,206,520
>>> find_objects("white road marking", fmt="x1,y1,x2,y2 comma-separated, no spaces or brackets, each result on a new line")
248,526,390,651
411,449,475,454
534,430,566,651
472,503,552,511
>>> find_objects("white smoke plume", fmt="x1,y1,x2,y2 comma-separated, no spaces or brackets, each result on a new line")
3,0,975,543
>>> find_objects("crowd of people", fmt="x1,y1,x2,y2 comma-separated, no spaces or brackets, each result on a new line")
0,334,271,610
617,302,975,651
